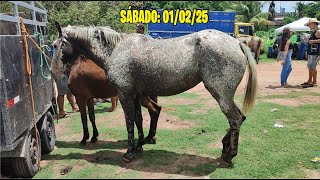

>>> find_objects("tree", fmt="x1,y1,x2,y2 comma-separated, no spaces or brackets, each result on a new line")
225,1,271,31
295,2,305,18
302,2,320,19
268,1,275,21
284,12,299,24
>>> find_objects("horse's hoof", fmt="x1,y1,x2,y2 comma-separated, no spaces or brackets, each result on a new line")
122,152,133,163
144,136,156,144
80,140,87,145
217,158,233,168
135,146,143,154
220,153,232,165
91,137,98,143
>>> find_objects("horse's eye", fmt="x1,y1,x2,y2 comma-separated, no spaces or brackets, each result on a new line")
53,45,57,49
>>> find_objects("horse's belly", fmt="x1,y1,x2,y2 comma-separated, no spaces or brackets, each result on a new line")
89,81,117,98
140,70,201,96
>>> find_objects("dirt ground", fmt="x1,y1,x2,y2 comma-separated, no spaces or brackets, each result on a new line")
189,60,320,105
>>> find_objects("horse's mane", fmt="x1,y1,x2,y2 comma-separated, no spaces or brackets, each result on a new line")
61,25,123,69
63,25,122,51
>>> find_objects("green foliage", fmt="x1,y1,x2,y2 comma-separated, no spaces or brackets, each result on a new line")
284,12,299,24
302,2,320,19
295,2,305,18
285,2,320,25
225,1,270,31
41,1,135,37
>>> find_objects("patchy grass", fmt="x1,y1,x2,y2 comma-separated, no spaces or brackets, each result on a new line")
34,91,320,179
259,91,320,99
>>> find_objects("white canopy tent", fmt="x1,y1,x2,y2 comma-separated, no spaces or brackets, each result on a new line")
274,17,320,36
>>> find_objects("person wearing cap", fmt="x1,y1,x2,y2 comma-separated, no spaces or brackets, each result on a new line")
136,23,145,34
136,23,153,38
276,27,294,87
301,18,320,87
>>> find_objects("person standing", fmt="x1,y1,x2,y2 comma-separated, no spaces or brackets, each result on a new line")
106,97,118,112
277,27,293,87
266,36,273,58
301,18,320,87
290,31,298,59
299,33,310,60
276,34,282,55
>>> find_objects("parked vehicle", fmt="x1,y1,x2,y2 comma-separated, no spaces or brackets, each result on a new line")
0,1,57,178
147,10,256,38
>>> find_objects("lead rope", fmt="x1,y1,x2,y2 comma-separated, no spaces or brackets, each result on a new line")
19,17,41,171
34,32,51,79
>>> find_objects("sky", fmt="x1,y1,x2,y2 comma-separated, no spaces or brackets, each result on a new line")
260,1,315,13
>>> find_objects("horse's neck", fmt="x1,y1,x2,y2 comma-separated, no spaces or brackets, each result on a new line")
67,55,85,76
71,33,124,71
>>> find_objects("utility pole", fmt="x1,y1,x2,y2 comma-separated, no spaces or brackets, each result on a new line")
280,1,281,14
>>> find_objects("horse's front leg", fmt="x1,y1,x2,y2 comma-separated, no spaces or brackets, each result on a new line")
133,94,145,153
87,98,98,143
118,93,136,163
77,97,89,145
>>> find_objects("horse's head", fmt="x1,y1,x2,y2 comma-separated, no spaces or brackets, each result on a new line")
52,21,74,67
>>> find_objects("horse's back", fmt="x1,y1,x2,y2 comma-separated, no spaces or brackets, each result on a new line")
107,30,247,96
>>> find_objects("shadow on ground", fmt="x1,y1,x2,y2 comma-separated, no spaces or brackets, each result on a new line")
55,139,127,150
266,85,303,89
44,141,231,177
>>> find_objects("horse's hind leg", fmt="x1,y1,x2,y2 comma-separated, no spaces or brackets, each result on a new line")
88,98,99,143
215,97,245,164
203,82,246,165
145,100,161,144
134,94,145,153
77,96,90,145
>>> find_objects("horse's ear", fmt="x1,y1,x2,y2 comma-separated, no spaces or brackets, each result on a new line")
54,21,62,37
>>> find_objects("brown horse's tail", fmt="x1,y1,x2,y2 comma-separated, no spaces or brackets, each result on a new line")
239,42,258,114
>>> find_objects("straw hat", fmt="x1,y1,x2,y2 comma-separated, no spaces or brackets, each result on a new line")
304,18,320,26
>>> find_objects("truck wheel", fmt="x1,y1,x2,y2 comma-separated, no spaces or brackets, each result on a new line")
41,112,55,154
12,129,41,178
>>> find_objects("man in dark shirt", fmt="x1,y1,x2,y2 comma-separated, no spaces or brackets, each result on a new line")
301,18,320,87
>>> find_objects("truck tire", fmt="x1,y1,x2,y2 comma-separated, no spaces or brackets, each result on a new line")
40,112,55,154
12,129,41,178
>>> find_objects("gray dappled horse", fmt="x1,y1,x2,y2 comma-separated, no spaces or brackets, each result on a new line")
54,22,257,166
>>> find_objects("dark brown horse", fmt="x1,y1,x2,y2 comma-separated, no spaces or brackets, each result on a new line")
65,54,161,145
